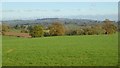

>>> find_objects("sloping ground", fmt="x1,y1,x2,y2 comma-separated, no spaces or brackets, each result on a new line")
3,32,31,38
2,34,118,66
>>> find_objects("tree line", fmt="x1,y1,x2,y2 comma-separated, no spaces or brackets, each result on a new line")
1,19,118,37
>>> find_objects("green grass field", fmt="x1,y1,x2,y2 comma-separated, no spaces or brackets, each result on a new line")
2,34,118,66
0,35,2,67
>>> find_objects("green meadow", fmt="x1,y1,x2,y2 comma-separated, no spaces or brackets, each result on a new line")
0,35,2,67
2,34,118,66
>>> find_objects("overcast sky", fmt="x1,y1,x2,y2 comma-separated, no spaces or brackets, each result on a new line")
1,2,118,21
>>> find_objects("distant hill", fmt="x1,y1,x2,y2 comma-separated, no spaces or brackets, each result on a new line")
2,18,103,26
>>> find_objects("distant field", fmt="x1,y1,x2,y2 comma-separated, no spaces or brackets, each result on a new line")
2,34,118,66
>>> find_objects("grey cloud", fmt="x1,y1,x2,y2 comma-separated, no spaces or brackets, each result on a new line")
52,9,61,12
2,10,21,12
2,9,61,13
77,9,81,11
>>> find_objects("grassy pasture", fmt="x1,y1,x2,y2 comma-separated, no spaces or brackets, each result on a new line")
2,34,118,66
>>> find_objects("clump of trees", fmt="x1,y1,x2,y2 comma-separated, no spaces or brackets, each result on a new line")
0,24,1,30
102,19,117,34
2,24,11,35
30,25,44,37
65,24,80,35
82,25,104,35
28,22,66,37
118,21,120,32
64,19,117,35
2,19,118,37
2,24,10,32
21,29,29,33
48,22,65,36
